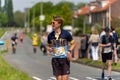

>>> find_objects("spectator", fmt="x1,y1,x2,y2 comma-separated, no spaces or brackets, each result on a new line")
80,34,87,58
111,27,118,65
100,26,105,39
40,32,47,55
88,28,99,61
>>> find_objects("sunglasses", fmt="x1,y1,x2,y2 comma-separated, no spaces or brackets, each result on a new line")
51,22,55,24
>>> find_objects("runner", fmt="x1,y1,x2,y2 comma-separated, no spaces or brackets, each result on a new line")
40,32,47,55
99,27,115,80
19,32,24,46
11,33,18,54
47,16,75,80
32,33,38,53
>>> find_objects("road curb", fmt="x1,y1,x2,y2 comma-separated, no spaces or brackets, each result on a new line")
72,60,120,72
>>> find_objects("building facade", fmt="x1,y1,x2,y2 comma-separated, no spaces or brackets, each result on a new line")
74,0,117,27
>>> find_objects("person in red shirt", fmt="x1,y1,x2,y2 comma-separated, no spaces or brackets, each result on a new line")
19,32,24,46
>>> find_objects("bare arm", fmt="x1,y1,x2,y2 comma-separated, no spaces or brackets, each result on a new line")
46,44,52,55
67,40,76,61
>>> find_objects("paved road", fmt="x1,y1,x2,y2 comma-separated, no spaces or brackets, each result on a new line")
1,31,120,80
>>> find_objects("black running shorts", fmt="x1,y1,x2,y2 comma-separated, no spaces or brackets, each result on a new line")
101,52,112,63
51,58,70,76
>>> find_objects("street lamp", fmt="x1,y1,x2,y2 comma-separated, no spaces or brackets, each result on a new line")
39,1,45,33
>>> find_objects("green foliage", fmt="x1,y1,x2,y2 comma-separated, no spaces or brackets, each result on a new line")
0,55,31,80
77,58,120,71
0,0,1,12
6,0,14,24
0,28,31,80
0,28,6,37
92,23,101,33
76,2,86,9
111,18,120,29
29,1,75,30
116,28,120,36
0,12,8,26
14,11,25,27
110,18,120,36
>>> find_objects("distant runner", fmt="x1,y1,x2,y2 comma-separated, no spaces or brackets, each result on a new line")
99,27,115,80
32,33,38,53
11,33,18,53
19,32,24,46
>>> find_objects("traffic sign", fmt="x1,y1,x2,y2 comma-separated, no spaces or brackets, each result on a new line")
39,15,45,21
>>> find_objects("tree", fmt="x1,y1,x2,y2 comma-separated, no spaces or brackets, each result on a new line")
29,1,74,28
14,11,25,27
0,0,1,12
4,0,14,26
54,1,74,26
0,12,8,26
28,1,87,34
4,0,8,14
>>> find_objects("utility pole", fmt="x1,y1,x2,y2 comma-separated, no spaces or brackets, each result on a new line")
28,8,30,29
108,0,111,29
39,1,45,33
31,1,36,32
40,1,43,33
0,0,1,12
33,6,35,31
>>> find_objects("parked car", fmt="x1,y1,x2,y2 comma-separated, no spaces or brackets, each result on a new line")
63,25,73,35
0,41,4,45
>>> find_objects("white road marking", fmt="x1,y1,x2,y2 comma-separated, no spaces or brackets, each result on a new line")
50,77,56,80
86,77,93,79
86,76,115,80
48,77,79,80
32,76,42,80
69,77,79,80
105,77,115,80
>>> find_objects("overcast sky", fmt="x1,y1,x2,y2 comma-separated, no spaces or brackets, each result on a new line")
2,0,95,12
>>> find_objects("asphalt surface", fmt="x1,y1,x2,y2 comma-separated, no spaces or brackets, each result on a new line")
1,31,120,80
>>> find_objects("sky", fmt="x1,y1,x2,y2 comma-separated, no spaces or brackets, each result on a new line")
2,0,95,12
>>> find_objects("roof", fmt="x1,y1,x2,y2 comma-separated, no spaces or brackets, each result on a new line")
74,0,117,17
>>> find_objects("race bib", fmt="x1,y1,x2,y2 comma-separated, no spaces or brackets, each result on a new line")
103,46,112,53
12,41,15,44
53,47,66,56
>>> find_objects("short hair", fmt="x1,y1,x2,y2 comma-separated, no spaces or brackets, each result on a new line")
104,27,110,32
52,15,64,27
111,27,115,31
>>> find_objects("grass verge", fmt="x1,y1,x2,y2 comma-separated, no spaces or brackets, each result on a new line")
0,28,31,80
0,50,31,80
75,58,120,72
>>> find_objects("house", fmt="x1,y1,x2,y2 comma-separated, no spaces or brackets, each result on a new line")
73,0,117,27
111,0,120,18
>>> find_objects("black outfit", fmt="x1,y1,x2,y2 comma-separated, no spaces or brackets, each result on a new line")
101,35,115,63
47,29,73,76
11,36,18,46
